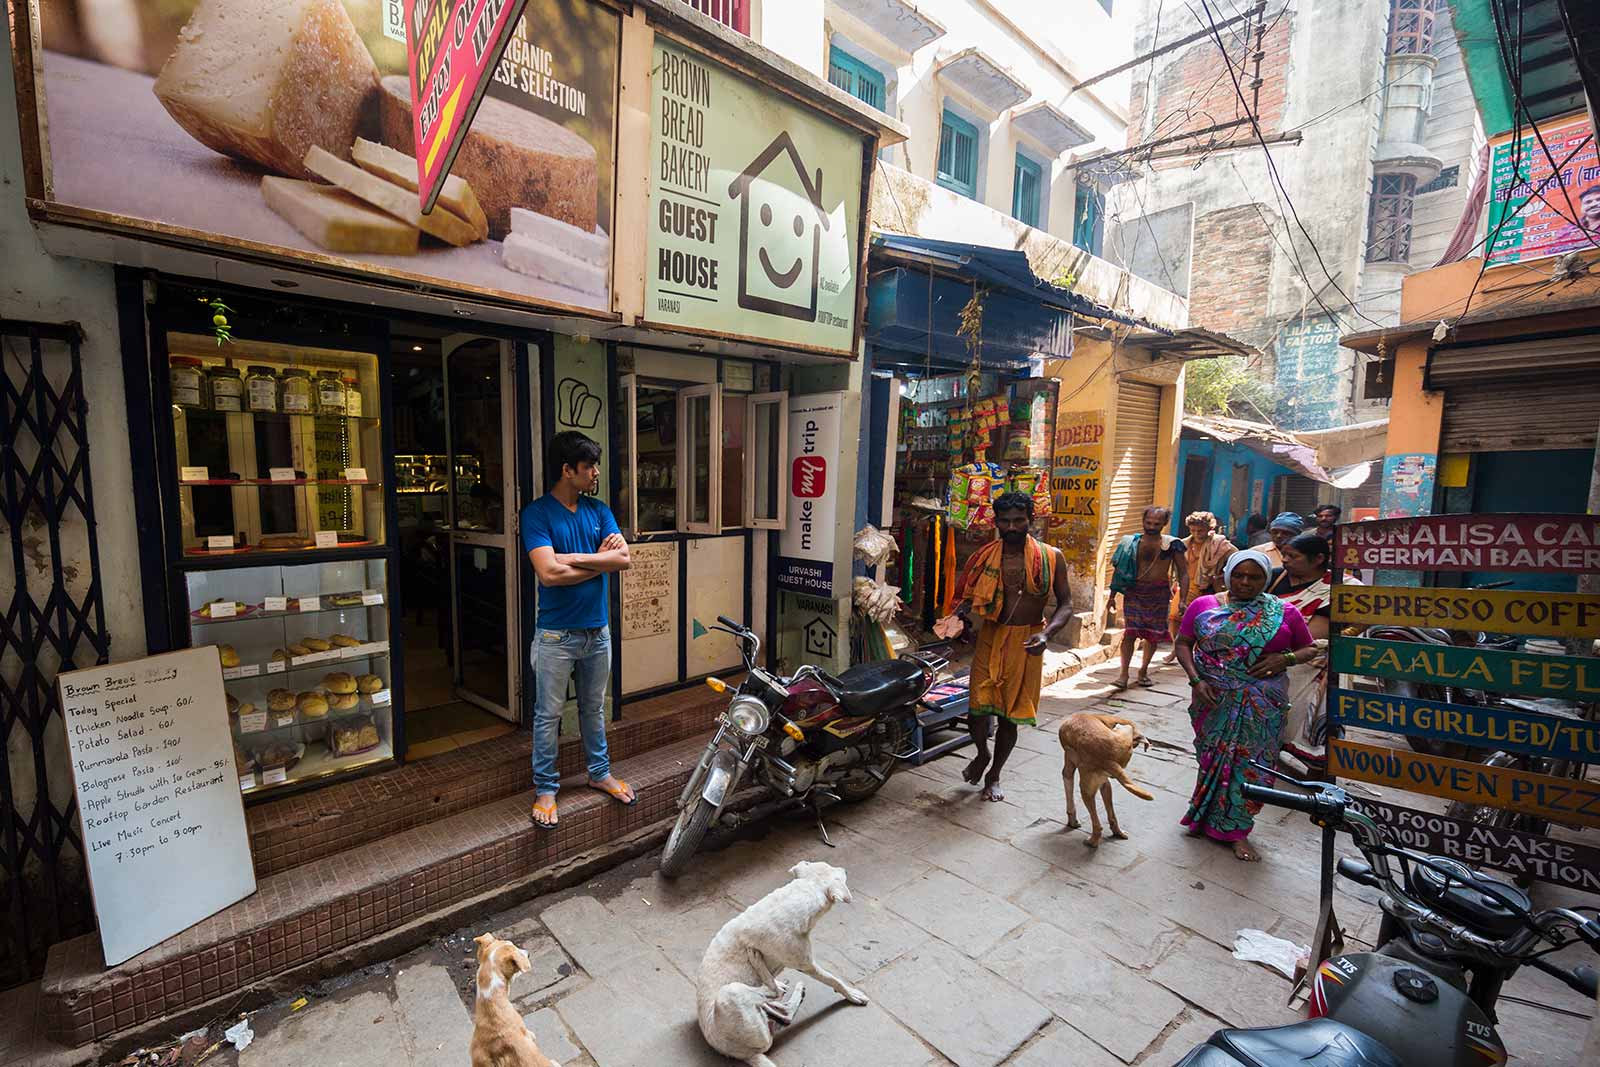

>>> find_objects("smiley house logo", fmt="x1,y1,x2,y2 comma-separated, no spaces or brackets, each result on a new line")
728,132,829,321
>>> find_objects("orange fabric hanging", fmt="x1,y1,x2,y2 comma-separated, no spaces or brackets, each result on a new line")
939,524,958,616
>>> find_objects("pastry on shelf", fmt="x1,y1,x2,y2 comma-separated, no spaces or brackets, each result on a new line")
199,598,246,618
297,691,330,718
356,673,385,694
233,701,255,724
327,593,363,607
330,633,361,648
329,691,359,712
329,715,380,757
260,534,312,550
254,741,304,771
271,648,291,664
323,671,357,694
267,688,297,712
233,741,255,774
286,642,311,657
218,644,240,668
226,693,240,715
301,637,333,652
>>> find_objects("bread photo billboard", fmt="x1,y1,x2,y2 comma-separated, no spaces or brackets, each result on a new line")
29,0,617,313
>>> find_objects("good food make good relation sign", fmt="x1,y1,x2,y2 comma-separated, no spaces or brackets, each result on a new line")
646,40,866,355
60,647,255,965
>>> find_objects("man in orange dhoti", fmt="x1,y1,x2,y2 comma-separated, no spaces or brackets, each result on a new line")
940,493,1073,801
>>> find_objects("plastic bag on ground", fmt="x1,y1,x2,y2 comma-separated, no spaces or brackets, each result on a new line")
1233,928,1308,980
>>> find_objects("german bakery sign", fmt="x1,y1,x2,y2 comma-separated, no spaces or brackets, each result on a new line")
647,41,867,355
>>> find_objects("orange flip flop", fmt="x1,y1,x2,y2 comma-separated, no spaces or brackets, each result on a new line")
588,778,637,806
531,795,558,829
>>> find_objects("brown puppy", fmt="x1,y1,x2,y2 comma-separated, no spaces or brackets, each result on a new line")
1058,713,1154,847
469,933,560,1067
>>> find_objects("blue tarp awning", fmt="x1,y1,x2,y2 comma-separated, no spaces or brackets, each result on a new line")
865,234,1153,371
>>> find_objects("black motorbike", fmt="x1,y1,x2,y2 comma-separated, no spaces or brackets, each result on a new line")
1175,771,1600,1067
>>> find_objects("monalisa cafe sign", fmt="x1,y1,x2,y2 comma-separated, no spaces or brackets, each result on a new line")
1336,514,1600,573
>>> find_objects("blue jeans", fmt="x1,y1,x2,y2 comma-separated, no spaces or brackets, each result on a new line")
531,626,612,795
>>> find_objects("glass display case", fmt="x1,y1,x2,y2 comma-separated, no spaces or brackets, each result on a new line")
169,334,384,557
185,560,394,794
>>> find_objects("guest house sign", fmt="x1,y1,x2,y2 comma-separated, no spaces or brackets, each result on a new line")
645,40,868,355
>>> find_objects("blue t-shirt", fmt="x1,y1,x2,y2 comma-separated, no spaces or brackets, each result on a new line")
520,494,621,630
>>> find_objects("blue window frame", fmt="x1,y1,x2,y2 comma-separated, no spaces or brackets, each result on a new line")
937,110,980,198
827,47,887,111
1073,182,1104,255
1012,152,1043,228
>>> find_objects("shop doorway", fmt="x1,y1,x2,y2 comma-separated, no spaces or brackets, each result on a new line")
392,332,521,758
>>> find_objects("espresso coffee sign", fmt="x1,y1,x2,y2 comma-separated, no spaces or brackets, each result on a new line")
59,647,255,965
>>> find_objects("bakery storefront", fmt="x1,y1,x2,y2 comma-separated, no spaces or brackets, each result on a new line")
11,0,888,799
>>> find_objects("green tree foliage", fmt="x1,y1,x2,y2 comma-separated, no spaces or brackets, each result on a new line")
1184,355,1273,419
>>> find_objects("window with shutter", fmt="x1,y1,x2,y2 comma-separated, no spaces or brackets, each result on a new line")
937,110,979,198
1012,152,1042,228
827,47,886,112
1073,182,1104,255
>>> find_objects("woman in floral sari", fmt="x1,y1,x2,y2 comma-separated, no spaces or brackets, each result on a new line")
1174,549,1316,861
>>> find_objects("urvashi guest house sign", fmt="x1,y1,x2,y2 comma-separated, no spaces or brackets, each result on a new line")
646,40,868,355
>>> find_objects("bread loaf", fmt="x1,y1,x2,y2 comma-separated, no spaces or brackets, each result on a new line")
377,75,597,239
154,0,378,180
262,178,420,255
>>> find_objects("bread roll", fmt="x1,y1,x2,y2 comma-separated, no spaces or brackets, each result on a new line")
330,634,361,648
218,645,240,668
297,691,329,718
301,637,332,652
268,688,297,712
322,672,357,694
357,673,384,694
329,691,359,711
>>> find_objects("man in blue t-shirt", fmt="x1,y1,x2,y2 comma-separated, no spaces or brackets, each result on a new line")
521,431,634,828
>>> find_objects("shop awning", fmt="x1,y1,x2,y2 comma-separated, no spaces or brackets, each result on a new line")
866,235,1154,371
1182,414,1375,488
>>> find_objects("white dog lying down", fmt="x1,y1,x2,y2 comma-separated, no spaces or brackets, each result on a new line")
696,861,869,1067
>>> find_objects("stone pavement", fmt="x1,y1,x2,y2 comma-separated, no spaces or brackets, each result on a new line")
32,656,1595,1066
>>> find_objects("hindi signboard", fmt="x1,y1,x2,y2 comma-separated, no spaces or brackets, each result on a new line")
1046,410,1105,568
1331,585,1600,638
645,40,868,355
1329,740,1600,830
1486,112,1600,267
1335,514,1600,573
1350,796,1600,895
60,647,255,965
1331,637,1600,700
1329,688,1600,763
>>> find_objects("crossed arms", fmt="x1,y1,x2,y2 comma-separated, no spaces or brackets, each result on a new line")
528,533,631,587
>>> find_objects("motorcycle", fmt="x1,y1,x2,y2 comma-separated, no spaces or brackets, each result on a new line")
658,615,936,878
1175,770,1600,1067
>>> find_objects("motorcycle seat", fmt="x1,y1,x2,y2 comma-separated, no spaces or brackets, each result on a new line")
832,659,927,715
1175,1019,1403,1067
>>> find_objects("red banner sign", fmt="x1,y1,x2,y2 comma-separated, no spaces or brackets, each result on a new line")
1336,514,1600,574
405,0,532,212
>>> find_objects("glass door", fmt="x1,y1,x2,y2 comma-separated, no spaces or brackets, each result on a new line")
446,338,519,721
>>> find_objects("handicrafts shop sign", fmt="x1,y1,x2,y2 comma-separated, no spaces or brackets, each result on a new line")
1336,514,1600,573
1331,585,1600,638
1350,796,1600,895
1331,637,1600,700
1329,688,1600,763
1047,410,1104,568
1329,740,1600,829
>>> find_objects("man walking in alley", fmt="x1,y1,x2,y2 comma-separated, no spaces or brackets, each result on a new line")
1169,511,1235,645
523,431,635,828
1260,511,1305,573
1110,506,1188,689
941,492,1072,802
1313,503,1341,544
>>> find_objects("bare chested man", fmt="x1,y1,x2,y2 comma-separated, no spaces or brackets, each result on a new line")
1109,506,1188,688
939,493,1073,801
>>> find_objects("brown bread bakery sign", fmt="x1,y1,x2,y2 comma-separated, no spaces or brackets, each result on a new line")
22,0,618,313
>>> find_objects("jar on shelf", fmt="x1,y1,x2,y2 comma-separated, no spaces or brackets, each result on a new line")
315,370,346,415
245,366,279,413
170,356,206,409
208,366,243,412
342,375,362,418
280,369,313,414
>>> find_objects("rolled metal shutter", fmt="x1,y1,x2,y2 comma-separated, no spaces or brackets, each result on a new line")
1103,381,1162,575
1440,380,1600,452
1284,475,1321,519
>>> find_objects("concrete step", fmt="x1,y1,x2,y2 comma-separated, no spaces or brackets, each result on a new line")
39,734,711,1047
246,686,721,879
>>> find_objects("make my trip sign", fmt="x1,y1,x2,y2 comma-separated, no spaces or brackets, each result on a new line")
405,0,531,213
1336,514,1600,573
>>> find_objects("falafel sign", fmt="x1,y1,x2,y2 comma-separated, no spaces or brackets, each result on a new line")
1336,514,1600,573
646,41,867,355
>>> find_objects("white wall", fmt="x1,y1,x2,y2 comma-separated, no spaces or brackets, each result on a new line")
755,0,827,77
2,29,146,853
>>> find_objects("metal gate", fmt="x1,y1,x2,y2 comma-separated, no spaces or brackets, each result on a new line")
1440,379,1600,453
0,321,109,987
1103,380,1162,576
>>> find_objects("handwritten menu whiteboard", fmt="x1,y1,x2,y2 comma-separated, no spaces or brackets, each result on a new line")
59,647,255,966
622,542,675,640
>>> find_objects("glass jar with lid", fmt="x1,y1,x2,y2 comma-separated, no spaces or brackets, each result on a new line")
245,366,279,413
315,371,346,415
342,375,362,418
170,356,206,409
280,368,313,414
208,366,243,412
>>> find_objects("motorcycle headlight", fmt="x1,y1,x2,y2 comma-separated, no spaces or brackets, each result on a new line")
727,695,770,737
